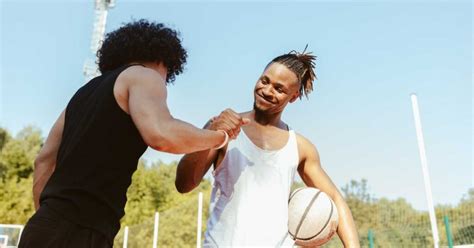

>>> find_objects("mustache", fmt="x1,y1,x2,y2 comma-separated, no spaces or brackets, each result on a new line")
256,93,274,103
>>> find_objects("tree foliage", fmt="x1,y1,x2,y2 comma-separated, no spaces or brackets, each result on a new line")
0,126,472,247
0,127,41,224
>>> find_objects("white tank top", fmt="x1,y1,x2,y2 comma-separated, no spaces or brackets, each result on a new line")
204,129,299,247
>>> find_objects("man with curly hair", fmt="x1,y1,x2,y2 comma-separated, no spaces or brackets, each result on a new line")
19,20,239,248
176,49,360,247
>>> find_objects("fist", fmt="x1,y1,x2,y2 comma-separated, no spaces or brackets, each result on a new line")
209,109,250,139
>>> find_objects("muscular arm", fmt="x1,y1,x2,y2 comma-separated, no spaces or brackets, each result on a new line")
121,67,226,154
175,120,219,193
175,109,249,193
297,135,360,248
33,110,65,210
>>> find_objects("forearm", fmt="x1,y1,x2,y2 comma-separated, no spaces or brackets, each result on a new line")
33,162,56,210
32,110,64,210
156,118,225,154
176,150,216,193
334,196,360,247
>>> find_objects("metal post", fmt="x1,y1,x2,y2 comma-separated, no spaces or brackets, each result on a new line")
444,216,454,248
197,192,203,248
368,229,374,248
153,212,160,248
123,226,129,248
410,94,440,248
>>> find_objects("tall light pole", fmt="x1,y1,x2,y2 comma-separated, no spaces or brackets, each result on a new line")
83,0,115,82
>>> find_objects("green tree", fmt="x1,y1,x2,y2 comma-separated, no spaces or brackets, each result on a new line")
0,176,34,224
0,126,42,179
0,126,42,224
121,161,207,226
115,161,212,247
0,127,12,178
0,127,11,152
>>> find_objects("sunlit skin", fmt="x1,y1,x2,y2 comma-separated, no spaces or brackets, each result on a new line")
176,61,361,247
253,63,301,123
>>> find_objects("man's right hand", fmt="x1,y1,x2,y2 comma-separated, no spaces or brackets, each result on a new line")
208,109,250,139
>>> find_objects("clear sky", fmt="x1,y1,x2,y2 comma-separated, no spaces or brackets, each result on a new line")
1,0,472,211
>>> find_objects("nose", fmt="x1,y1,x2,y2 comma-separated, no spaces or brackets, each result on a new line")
261,84,273,97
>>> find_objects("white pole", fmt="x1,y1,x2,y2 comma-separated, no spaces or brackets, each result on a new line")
153,212,160,248
410,93,440,248
0,235,9,247
196,192,203,248
123,226,129,248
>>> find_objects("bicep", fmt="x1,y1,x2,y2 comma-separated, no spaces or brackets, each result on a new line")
298,143,340,199
127,74,173,145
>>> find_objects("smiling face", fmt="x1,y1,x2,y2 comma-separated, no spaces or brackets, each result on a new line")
253,62,301,115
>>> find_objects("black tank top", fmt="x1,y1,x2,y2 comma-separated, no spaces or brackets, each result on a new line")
40,64,148,242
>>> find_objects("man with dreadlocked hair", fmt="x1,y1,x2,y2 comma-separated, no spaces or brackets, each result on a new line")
176,49,360,247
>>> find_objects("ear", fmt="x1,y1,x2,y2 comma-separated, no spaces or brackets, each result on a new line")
289,92,300,103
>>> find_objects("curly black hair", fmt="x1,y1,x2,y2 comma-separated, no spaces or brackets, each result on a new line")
97,19,187,83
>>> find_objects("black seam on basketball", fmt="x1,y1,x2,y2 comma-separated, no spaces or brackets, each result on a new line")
288,229,296,239
288,187,305,203
294,190,322,238
297,199,335,241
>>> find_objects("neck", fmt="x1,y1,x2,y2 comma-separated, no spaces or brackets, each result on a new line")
251,109,283,127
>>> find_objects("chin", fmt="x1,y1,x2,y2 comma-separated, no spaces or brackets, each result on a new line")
253,102,272,113
253,102,264,111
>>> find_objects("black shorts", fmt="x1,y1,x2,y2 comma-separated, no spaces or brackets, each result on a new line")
18,204,111,248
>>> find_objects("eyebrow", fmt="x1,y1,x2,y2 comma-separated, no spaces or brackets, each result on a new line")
261,75,287,90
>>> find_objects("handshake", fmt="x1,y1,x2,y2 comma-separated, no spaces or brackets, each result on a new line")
207,109,251,143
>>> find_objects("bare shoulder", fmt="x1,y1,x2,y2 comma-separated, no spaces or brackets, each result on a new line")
114,65,167,114
117,65,165,87
295,132,320,163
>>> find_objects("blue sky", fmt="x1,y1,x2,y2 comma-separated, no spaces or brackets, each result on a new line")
1,0,472,211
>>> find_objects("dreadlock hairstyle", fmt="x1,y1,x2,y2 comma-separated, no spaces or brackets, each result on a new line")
267,45,317,99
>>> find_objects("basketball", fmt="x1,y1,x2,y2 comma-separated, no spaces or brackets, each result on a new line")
288,187,339,247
